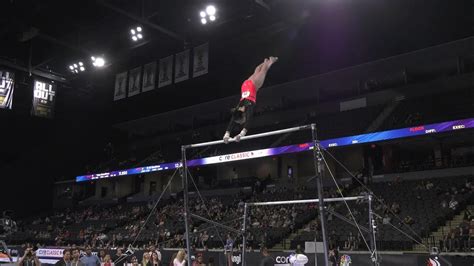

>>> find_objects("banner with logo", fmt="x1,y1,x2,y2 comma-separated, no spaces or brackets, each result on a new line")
31,79,57,119
193,43,209,78
0,70,14,109
114,71,127,101
142,62,157,92
158,55,173,88
174,49,190,83
4,247,471,266
128,66,142,97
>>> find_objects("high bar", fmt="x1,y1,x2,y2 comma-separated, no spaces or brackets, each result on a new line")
245,196,366,207
183,124,313,149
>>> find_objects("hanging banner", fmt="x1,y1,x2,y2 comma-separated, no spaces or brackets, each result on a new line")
128,66,142,97
0,70,14,109
158,55,173,88
31,79,56,119
113,71,127,101
174,49,190,83
193,43,209,78
142,61,157,92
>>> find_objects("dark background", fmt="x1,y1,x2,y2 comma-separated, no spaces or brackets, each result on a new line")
0,0,472,215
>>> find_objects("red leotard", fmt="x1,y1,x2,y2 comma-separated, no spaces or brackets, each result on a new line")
240,80,257,103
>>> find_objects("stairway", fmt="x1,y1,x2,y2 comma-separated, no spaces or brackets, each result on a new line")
413,205,474,252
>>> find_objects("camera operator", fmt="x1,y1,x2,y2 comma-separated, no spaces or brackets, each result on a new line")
18,247,41,266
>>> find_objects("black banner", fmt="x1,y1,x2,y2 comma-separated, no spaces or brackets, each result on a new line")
31,79,57,119
0,70,14,109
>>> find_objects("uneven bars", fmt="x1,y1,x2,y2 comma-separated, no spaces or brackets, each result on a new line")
246,196,365,206
182,124,312,149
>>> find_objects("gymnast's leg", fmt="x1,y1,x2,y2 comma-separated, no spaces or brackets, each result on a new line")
248,56,278,91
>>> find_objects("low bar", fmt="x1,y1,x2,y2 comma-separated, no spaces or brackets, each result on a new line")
246,196,365,206
183,124,312,149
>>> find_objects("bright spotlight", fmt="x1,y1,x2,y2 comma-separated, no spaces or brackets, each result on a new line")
209,15,216,21
91,56,96,61
69,65,74,70
73,64,78,68
79,62,83,66
80,67,85,71
92,57,105,68
200,11,206,18
206,5,216,16
130,26,144,41
201,18,207,24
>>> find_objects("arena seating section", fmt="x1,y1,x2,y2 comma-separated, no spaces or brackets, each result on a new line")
8,175,473,252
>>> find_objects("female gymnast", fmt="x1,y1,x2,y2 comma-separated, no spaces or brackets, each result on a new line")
223,56,278,143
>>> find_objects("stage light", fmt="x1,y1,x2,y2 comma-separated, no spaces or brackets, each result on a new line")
91,56,96,61
200,5,217,25
92,57,105,67
69,61,87,73
206,5,216,16
130,26,144,41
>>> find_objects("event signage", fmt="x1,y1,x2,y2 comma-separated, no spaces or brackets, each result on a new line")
31,79,57,118
0,70,14,109
76,117,474,182
2,247,468,266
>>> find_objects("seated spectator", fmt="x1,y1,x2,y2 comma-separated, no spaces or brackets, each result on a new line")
141,252,150,266
403,216,414,225
101,254,113,266
449,196,459,210
390,202,400,214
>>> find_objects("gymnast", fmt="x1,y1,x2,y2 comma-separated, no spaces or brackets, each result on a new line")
223,56,278,143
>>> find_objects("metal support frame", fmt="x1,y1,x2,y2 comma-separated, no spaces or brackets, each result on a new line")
326,209,370,234
181,147,192,266
368,194,379,265
311,124,330,266
181,125,313,266
180,125,380,266
243,195,376,266
190,213,241,235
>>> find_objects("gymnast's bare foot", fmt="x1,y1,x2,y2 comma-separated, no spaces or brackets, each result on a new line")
269,56,278,64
